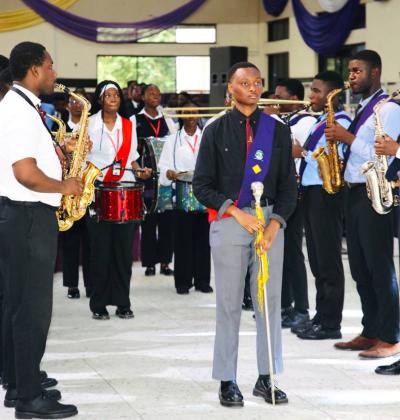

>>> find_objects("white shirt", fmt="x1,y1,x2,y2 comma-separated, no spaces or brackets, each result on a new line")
67,116,79,132
131,107,178,135
0,85,62,206
289,114,317,173
158,127,202,186
344,89,400,183
88,111,140,182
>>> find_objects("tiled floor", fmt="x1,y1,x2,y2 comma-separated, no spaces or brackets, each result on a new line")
1,245,400,419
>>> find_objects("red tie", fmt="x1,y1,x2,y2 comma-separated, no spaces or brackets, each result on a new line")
36,104,47,123
245,118,253,159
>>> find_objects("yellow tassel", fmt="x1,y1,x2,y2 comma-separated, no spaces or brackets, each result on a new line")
254,205,269,311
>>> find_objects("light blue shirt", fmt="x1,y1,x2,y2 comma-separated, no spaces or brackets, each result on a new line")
344,89,400,183
301,111,352,186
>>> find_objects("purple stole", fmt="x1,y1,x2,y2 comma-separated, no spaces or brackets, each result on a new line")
343,93,389,165
237,113,276,208
299,114,352,184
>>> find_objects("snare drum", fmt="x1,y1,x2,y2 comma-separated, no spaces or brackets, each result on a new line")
94,181,144,223
175,181,206,213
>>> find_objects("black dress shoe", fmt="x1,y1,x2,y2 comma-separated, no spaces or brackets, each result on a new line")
160,265,174,276
282,310,310,329
291,317,319,335
219,380,244,407
253,375,288,404
67,288,80,299
195,285,213,293
145,266,156,276
41,377,58,389
39,371,48,381
116,308,134,319
297,323,342,340
242,295,254,311
375,359,400,375
15,392,77,419
5,388,61,408
92,309,110,320
176,288,189,295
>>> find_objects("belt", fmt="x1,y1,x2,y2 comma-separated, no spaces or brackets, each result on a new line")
345,182,365,190
0,196,58,211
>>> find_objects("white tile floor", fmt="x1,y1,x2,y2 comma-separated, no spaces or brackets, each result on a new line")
2,244,400,420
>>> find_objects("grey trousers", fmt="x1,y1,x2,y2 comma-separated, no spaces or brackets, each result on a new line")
210,206,284,381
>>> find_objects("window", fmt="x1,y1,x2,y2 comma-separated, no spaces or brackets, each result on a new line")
138,25,216,43
268,53,289,89
267,19,289,42
97,55,210,93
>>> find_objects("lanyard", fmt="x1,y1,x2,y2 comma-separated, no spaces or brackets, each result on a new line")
144,115,161,137
106,129,120,156
185,134,199,154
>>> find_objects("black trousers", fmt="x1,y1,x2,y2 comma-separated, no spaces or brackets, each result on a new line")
87,216,135,312
346,185,399,343
0,198,58,400
62,216,91,290
303,186,345,330
281,199,309,312
174,211,211,291
140,211,174,267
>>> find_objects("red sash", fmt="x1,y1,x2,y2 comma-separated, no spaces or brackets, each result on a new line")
104,117,133,182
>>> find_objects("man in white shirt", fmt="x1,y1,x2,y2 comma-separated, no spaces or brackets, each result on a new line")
273,78,316,330
0,42,82,418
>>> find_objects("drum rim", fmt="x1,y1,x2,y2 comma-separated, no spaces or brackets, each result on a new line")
95,181,144,191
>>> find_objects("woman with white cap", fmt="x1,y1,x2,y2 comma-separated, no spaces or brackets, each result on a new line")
87,80,152,320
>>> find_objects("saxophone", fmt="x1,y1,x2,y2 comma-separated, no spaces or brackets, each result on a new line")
360,89,400,215
313,82,350,194
55,84,102,231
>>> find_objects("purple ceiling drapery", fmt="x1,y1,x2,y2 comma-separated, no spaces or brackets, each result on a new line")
292,0,360,56
262,0,289,17
22,0,206,43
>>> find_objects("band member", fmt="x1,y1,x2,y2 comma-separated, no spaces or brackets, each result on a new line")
293,71,351,340
134,84,176,277
61,89,91,299
87,80,151,320
193,62,297,407
0,42,80,418
325,50,400,358
273,78,316,329
159,102,212,295
125,80,144,117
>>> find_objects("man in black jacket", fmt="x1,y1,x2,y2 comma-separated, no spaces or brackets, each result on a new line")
193,62,297,408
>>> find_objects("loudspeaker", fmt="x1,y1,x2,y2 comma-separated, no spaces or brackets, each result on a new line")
209,46,248,106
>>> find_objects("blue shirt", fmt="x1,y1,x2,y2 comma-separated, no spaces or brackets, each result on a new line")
301,111,352,187
344,89,400,183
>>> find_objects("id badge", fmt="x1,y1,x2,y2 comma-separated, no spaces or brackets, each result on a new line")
112,160,121,177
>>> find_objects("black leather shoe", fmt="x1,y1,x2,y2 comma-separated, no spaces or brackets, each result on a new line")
253,375,288,404
375,359,400,375
67,288,80,299
15,392,77,419
40,371,48,381
41,377,58,389
282,310,310,329
160,265,174,276
297,324,342,340
176,288,189,295
195,285,213,293
242,295,254,311
145,266,156,276
5,388,61,408
116,308,134,319
291,317,319,335
92,309,110,320
219,380,244,407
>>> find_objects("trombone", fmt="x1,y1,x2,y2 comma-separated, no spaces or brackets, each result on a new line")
163,99,313,118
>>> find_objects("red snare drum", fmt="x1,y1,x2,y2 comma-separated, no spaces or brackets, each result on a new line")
94,182,144,223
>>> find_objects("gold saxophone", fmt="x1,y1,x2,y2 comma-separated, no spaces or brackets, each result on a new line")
54,84,102,231
360,89,400,214
313,82,350,194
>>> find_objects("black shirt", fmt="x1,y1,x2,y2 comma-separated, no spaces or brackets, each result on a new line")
135,113,169,138
193,107,297,225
